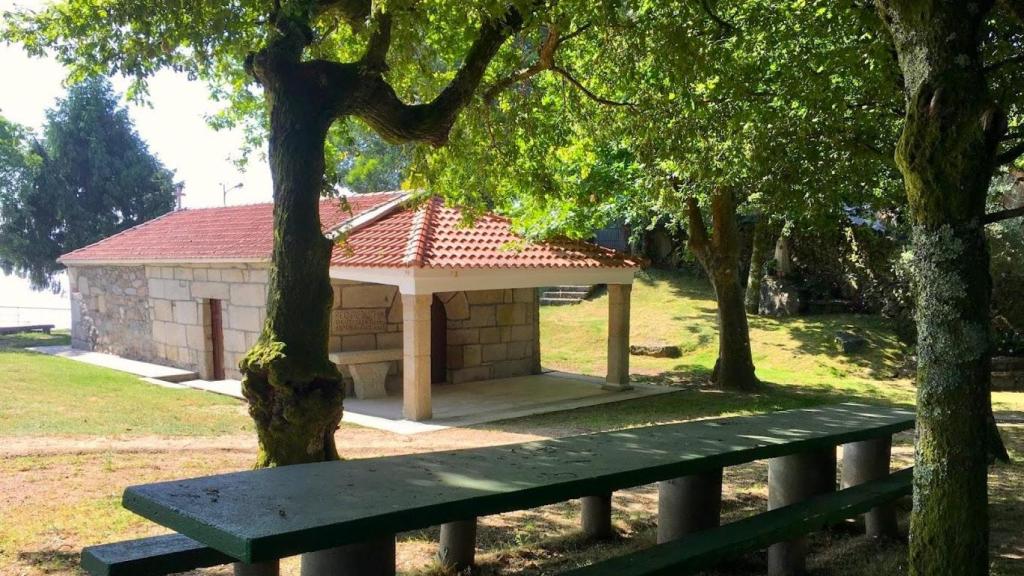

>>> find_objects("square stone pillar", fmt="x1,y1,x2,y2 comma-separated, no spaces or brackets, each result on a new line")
402,293,432,421
605,283,632,390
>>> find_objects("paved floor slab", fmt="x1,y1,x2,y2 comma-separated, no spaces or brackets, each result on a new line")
29,346,199,382
341,371,677,434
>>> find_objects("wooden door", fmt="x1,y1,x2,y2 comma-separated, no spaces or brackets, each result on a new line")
208,299,225,380
431,295,447,384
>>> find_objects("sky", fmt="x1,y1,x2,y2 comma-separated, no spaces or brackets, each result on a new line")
0,0,275,319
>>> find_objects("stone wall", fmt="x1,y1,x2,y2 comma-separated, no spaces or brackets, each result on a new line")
442,288,541,384
329,283,541,389
146,264,268,380
70,264,541,386
69,265,154,361
69,263,269,380
330,280,404,393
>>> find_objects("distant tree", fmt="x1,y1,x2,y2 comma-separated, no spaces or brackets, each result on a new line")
0,78,176,290
329,121,412,193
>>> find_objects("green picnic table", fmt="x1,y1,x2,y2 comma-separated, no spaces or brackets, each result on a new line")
85,403,915,576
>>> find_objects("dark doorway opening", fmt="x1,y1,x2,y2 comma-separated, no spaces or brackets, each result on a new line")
208,299,225,380
431,295,447,384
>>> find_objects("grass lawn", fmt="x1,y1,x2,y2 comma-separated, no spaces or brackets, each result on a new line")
0,331,252,437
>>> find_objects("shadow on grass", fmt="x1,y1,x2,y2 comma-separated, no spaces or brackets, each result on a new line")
481,378,908,438
751,314,907,381
16,549,81,574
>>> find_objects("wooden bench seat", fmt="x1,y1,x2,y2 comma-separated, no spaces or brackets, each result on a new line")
560,468,913,576
81,534,234,576
329,348,402,399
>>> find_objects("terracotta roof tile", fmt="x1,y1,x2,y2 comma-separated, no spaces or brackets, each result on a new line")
59,193,403,263
332,196,640,269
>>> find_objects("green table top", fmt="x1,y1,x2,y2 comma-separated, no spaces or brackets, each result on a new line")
122,403,913,563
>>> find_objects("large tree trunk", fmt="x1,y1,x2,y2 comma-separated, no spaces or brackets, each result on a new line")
876,2,1000,573
240,84,343,467
687,191,759,392
744,216,775,314
233,9,522,467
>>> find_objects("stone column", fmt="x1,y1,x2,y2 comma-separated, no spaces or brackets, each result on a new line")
767,448,837,576
402,293,432,421
438,518,477,571
581,492,614,539
300,537,395,576
657,468,723,543
842,436,898,539
234,561,280,576
605,283,632,390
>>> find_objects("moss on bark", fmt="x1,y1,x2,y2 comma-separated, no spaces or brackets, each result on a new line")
876,1,1000,572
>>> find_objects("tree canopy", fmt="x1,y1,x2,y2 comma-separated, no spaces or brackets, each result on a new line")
0,77,176,290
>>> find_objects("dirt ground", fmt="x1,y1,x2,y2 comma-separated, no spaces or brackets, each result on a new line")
4,423,1022,576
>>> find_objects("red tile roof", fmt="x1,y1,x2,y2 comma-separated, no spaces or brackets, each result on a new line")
332,196,640,269
59,193,403,263
60,193,640,269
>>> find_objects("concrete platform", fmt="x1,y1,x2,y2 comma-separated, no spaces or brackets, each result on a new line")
342,371,676,434
28,346,199,382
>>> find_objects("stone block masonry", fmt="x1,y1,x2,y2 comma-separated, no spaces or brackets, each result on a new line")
69,263,270,380
69,265,543,389
442,288,541,384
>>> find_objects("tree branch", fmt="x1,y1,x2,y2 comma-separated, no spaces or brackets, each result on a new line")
483,25,560,104
699,0,735,34
483,22,632,107
984,205,1024,224
360,11,392,73
352,6,526,145
998,140,1024,165
551,65,633,106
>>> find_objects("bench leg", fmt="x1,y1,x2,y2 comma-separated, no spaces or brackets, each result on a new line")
300,536,395,576
657,467,722,544
767,448,837,576
439,518,477,571
842,436,898,539
234,561,280,576
581,492,614,539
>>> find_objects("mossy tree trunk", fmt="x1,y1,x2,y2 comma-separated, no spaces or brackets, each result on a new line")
687,191,759,392
744,215,776,315
238,8,523,467
876,1,1001,573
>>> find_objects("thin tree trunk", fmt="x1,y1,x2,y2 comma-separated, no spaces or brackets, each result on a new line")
745,216,775,314
876,2,1000,573
687,191,759,392
239,81,344,467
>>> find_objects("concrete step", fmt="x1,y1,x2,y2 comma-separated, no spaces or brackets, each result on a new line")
543,291,589,298
540,297,583,306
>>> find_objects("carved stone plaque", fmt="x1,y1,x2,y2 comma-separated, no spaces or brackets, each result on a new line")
333,309,387,335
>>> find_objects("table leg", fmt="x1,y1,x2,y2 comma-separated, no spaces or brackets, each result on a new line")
300,536,395,576
657,467,723,544
439,518,477,571
581,492,614,539
234,561,279,576
767,448,837,576
842,436,898,538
